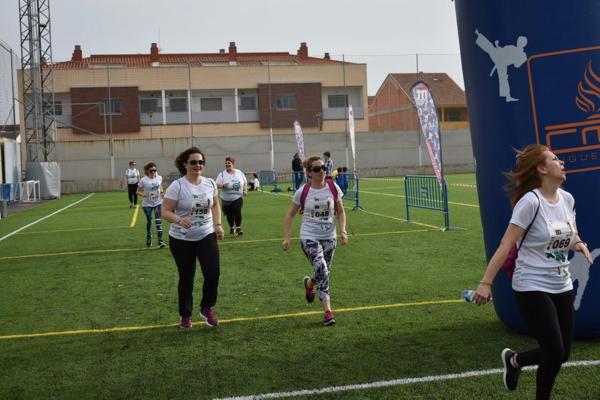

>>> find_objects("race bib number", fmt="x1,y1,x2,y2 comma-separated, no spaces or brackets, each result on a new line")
308,197,333,223
148,184,160,202
230,179,241,192
545,220,574,263
190,195,211,226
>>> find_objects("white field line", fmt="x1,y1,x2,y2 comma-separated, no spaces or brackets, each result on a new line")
213,359,600,400
0,194,95,242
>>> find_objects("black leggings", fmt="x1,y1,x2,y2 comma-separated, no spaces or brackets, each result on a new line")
127,183,138,205
222,197,243,229
514,290,574,400
169,234,220,317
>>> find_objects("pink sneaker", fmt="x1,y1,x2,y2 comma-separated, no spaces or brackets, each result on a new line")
303,276,315,303
179,316,192,329
323,310,336,326
200,307,219,326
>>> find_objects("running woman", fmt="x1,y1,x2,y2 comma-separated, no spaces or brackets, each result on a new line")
473,144,593,399
162,147,225,329
282,155,348,326
136,162,165,248
215,156,247,235
124,161,140,208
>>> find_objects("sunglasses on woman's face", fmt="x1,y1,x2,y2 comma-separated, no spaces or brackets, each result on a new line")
188,159,205,166
310,165,327,173
149,169,157,173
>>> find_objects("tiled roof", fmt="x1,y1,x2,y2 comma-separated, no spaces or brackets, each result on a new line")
390,73,466,106
52,52,344,69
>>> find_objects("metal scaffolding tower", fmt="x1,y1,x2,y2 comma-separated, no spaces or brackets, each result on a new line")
19,0,56,162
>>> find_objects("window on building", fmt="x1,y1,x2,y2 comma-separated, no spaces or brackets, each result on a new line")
52,101,63,116
169,98,188,112
100,99,122,115
276,94,296,111
239,96,256,110
444,109,463,122
200,97,222,111
140,98,158,113
328,94,348,108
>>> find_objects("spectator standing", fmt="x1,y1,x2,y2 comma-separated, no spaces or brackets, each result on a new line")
323,151,334,179
292,153,305,190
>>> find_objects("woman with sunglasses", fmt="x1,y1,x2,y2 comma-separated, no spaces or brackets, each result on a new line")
215,156,248,236
136,162,165,248
282,156,348,326
162,147,225,329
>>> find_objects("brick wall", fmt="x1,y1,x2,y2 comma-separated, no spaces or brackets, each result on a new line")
257,83,322,129
71,87,140,134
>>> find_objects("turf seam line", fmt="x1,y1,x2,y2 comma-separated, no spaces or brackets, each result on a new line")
361,189,479,208
16,226,131,235
212,360,600,400
0,193,95,242
0,229,434,260
256,190,445,230
0,299,461,341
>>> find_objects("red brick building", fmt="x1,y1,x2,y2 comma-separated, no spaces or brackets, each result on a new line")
369,73,468,131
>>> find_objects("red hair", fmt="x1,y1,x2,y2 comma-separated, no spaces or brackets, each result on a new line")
504,144,549,206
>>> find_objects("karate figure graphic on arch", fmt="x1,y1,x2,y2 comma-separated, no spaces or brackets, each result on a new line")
475,29,528,102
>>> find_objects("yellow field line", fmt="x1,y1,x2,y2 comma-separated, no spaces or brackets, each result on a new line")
0,299,462,341
361,189,479,208
0,229,433,261
129,205,140,227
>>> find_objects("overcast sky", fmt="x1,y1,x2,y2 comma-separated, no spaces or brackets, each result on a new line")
0,0,463,94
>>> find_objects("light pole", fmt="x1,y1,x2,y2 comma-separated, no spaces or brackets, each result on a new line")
147,111,154,139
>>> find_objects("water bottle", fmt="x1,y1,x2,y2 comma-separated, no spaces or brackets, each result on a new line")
461,290,476,302
461,290,492,303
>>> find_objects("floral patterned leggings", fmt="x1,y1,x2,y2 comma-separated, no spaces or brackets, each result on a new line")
300,239,337,302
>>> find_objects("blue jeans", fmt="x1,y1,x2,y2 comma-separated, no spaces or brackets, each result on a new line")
293,171,305,190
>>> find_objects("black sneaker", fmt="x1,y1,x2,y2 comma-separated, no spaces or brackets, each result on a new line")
502,348,521,391
146,236,152,247
158,240,166,248
230,227,235,235
235,227,243,236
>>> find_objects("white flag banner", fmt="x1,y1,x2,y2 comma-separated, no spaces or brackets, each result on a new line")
293,120,305,160
410,81,443,182
348,105,356,170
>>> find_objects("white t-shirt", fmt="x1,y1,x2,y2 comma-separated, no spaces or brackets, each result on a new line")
138,175,163,207
164,177,218,241
293,182,343,240
511,188,576,293
253,178,260,189
125,168,140,184
216,169,247,203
